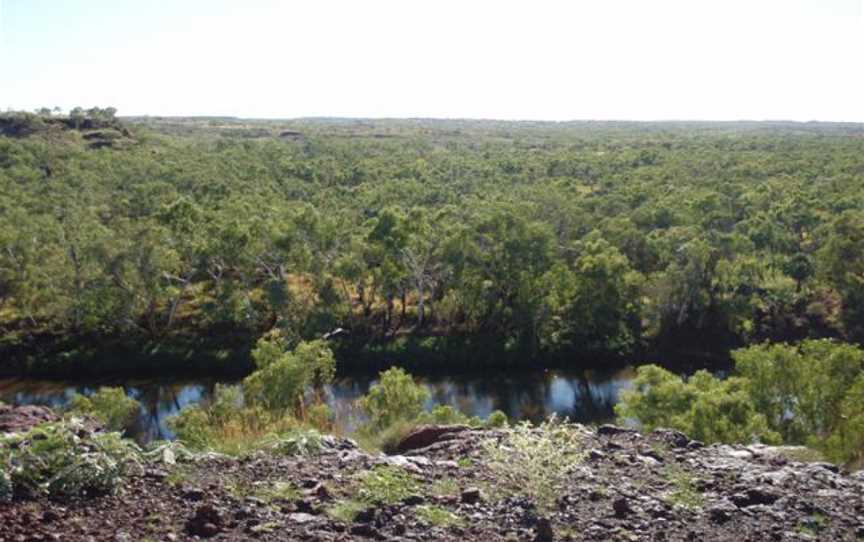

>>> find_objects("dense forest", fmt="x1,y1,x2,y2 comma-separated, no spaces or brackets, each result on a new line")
1,110,863,375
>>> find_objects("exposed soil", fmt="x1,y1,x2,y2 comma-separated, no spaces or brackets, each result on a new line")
1,420,862,541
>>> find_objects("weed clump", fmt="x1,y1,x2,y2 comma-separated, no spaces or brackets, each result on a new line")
481,416,584,510
415,504,464,528
0,420,141,499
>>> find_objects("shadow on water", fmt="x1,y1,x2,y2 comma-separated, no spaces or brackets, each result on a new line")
0,367,636,444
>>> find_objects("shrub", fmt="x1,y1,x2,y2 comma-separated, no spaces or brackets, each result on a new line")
305,403,334,431
358,367,429,430
416,404,481,426
734,339,864,443
615,365,780,445
481,417,584,509
822,375,864,467
486,410,509,428
69,386,141,432
168,384,296,455
0,421,141,499
243,338,336,414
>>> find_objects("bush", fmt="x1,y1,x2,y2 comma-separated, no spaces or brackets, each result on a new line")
243,338,335,413
486,410,509,428
733,339,864,443
615,365,780,445
416,404,481,426
358,367,430,430
822,375,864,467
305,403,334,431
481,417,584,510
0,421,141,499
168,384,296,454
69,387,141,432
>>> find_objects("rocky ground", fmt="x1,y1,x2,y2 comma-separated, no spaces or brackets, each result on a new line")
1,406,863,541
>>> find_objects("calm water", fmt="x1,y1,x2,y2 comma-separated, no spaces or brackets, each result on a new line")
0,367,636,443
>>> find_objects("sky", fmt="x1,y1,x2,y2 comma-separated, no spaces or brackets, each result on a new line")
0,0,862,121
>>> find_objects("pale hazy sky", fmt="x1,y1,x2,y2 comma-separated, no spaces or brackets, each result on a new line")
1,0,862,121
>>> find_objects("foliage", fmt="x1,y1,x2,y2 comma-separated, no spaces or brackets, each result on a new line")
69,386,141,432
822,375,864,467
486,410,509,428
243,337,336,413
3,116,863,370
615,365,780,445
168,384,295,455
733,339,864,443
618,340,864,465
357,367,430,430
0,421,141,499
481,417,585,509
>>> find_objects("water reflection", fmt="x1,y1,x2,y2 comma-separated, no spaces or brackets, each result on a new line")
0,367,635,443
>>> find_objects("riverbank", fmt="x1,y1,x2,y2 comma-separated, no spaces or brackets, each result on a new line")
0,328,733,381
1,407,862,541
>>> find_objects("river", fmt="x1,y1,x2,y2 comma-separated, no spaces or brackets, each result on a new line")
0,366,637,443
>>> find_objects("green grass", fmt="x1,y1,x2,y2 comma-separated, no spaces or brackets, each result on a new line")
327,499,367,523
429,477,459,498
663,469,704,511
255,481,300,503
357,466,419,504
415,505,464,528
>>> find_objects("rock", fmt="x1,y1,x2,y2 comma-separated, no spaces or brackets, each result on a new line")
379,455,424,474
402,494,425,506
161,447,176,465
597,424,636,437
394,425,472,453
354,506,377,524
186,504,223,538
534,517,554,542
300,478,319,488
811,462,840,474
181,487,206,501
650,428,691,448
349,523,381,538
731,487,781,507
0,405,58,433
588,449,607,461
288,512,317,524
707,499,738,523
722,447,754,460
311,483,331,500
461,487,482,504
636,454,661,466
613,497,633,518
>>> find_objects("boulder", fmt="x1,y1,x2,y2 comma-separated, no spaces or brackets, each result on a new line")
394,425,472,453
